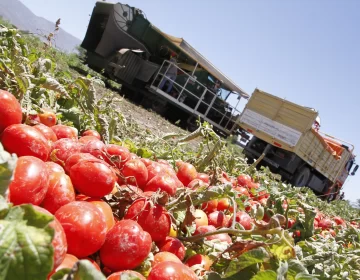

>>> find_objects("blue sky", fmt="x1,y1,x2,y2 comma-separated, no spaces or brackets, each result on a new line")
20,0,360,201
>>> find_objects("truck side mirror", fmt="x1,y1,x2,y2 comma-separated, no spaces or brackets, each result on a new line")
351,164,359,176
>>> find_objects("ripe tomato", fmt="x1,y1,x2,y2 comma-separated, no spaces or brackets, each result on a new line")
82,129,101,140
78,135,100,144
318,218,333,230
144,174,178,196
201,199,218,213
33,206,67,270
196,173,210,184
100,220,152,271
51,124,78,140
176,162,198,186
41,172,75,214
1,124,50,161
51,138,81,165
208,211,229,228
64,153,100,174
8,156,49,206
121,159,148,189
0,89,22,133
80,139,105,159
157,237,186,260
55,201,107,258
125,198,171,242
185,254,212,271
45,162,65,174
103,144,131,168
38,109,57,127
233,186,250,197
187,178,209,189
334,216,346,227
33,124,58,142
147,261,198,280
107,271,146,280
194,209,208,228
70,160,117,198
229,211,252,230
287,218,296,229
153,252,181,267
195,225,231,243
217,198,231,211
237,174,252,187
140,158,152,167
86,199,115,232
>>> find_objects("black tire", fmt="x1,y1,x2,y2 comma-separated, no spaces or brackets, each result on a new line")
292,167,311,187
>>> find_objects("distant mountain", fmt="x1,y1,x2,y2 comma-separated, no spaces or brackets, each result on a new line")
0,0,81,52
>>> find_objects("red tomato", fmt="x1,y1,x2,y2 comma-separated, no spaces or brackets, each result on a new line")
194,209,208,228
144,174,178,196
38,109,57,127
49,254,78,276
334,216,346,226
195,225,232,243
208,211,229,228
82,129,101,140
153,252,182,267
122,159,148,189
1,124,50,161
125,198,171,242
217,198,231,211
8,156,49,206
157,237,186,260
33,206,67,270
148,261,198,280
187,178,209,189
185,254,212,271
64,153,100,174
55,201,107,258
237,174,252,187
51,124,78,140
233,186,250,197
201,199,218,213
86,199,115,232
107,271,146,280
196,173,210,184
45,162,65,174
70,160,117,198
78,135,100,144
41,172,75,214
51,138,81,165
287,218,296,229
103,144,131,168
33,124,58,142
229,211,252,230
100,220,152,271
26,113,40,125
0,89,22,133
318,219,333,230
80,139,105,159
176,162,198,186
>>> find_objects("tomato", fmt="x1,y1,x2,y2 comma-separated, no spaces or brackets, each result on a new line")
229,211,252,230
8,156,49,206
140,158,152,167
82,129,101,140
318,218,333,230
51,124,78,140
187,178,209,189
121,159,148,189
70,160,117,198
176,162,198,186
234,186,250,197
51,138,81,165
153,252,182,267
195,225,232,243
107,271,146,280
201,199,218,213
41,172,75,214
194,209,208,228
208,211,229,228
26,112,40,125
80,139,105,159
185,254,212,271
148,261,198,280
1,124,50,161
196,173,210,184
334,216,346,227
78,135,100,144
55,201,107,258
64,153,100,174
86,199,115,232
0,89,22,133
125,198,171,242
147,162,168,181
287,218,296,229
100,220,152,271
144,174,178,196
103,144,131,168
48,254,78,277
45,162,65,174
33,206,67,270
33,124,58,142
157,237,186,260
217,198,231,211
237,174,252,187
38,109,57,127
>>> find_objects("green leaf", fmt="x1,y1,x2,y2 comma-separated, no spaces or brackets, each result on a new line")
277,261,288,279
0,143,17,197
49,268,71,280
0,220,54,280
0,196,10,219
251,270,277,280
51,260,106,280
137,148,153,159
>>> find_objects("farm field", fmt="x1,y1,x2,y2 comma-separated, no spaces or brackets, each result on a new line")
0,22,360,280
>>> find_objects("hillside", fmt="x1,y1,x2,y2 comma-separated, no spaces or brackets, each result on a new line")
0,0,81,52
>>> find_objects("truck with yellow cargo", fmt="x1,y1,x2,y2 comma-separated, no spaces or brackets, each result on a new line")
239,89,358,201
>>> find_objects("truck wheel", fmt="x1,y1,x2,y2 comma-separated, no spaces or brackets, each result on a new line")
292,167,311,187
